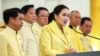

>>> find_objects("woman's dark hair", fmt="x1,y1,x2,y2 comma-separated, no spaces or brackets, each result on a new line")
48,4,69,23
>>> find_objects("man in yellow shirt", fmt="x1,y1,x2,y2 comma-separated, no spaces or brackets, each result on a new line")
0,8,24,56
33,7,49,37
66,10,82,52
19,5,39,56
79,17,93,51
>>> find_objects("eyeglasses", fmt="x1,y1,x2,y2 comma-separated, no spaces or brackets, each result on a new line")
38,15,49,17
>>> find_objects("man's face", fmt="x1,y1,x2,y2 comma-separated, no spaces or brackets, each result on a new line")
24,7,36,24
11,13,24,31
70,12,81,27
37,10,49,26
80,20,92,35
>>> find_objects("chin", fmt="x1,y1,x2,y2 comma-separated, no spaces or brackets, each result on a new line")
62,24,66,26
32,21,35,23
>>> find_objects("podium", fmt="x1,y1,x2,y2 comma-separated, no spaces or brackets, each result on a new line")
56,51,100,56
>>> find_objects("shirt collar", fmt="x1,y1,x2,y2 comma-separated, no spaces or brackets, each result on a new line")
23,21,32,27
33,22,42,28
6,26,17,34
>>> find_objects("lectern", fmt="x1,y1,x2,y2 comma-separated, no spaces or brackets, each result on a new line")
56,51,100,56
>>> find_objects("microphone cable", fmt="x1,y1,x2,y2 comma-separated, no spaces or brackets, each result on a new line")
69,25,100,40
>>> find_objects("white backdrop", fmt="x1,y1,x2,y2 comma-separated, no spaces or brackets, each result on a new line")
0,0,3,21
31,0,90,17
0,0,90,21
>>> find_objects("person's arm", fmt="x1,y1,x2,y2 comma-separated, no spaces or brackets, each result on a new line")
40,28,54,56
0,35,7,56
18,29,27,56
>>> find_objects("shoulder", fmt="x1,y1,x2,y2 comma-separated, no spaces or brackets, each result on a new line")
0,32,7,42
42,25,50,30
19,25,29,34
0,29,7,37
41,25,52,36
0,33,7,47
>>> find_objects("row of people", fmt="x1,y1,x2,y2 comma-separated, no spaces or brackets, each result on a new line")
0,4,92,56
40,5,92,56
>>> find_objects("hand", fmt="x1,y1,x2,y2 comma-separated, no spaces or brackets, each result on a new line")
68,48,77,53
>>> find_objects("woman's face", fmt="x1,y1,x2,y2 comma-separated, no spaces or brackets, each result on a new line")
55,8,69,26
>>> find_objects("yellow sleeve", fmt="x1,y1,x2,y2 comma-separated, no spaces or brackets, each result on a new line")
0,35,7,56
40,27,64,56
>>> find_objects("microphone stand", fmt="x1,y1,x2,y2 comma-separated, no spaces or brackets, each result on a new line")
69,25,100,40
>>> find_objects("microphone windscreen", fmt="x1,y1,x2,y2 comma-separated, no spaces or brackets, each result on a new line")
69,25,73,29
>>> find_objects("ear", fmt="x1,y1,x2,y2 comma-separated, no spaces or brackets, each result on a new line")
9,17,14,23
54,14,58,20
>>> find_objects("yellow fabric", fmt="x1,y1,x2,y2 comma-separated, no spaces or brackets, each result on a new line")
77,29,93,52
0,21,5,32
0,26,23,56
66,26,92,52
0,26,5,32
19,21,39,56
66,26,82,52
32,22,42,38
40,20,70,56
90,0,100,51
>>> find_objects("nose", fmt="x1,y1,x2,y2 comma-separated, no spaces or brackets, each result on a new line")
33,14,36,17
33,14,36,20
21,21,23,25
88,27,91,31
45,16,48,19
65,17,69,21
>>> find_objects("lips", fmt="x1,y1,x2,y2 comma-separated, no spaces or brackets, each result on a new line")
20,25,23,27
64,21,67,24
32,18,36,20
44,20,48,22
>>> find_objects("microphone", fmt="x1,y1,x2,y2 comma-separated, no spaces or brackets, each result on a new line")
69,25,100,40
69,25,83,35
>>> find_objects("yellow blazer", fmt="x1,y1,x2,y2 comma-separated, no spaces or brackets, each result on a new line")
40,20,70,56
66,25,92,52
66,26,84,52
0,26,23,56
19,21,39,56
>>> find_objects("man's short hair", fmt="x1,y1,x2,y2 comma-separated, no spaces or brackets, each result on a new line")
21,5,34,14
3,8,24,24
80,17,92,26
36,7,48,16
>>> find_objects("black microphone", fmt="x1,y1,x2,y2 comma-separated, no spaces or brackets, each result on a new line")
69,25,83,35
69,25,100,40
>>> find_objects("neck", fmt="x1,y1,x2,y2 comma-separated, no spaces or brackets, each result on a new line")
80,28,87,36
7,24,18,32
36,20,44,27
70,23,77,28
24,20,33,24
56,22,63,33
83,34,87,36
37,22,44,27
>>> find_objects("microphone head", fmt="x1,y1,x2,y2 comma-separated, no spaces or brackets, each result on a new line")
69,25,73,29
